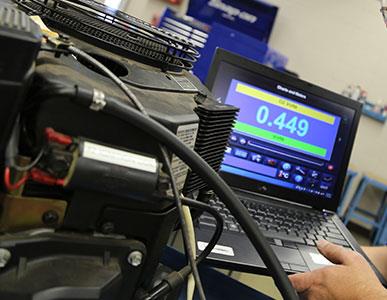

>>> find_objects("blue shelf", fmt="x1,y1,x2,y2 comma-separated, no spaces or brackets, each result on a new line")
362,106,386,123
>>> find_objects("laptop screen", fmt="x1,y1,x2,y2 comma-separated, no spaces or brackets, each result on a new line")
206,49,361,211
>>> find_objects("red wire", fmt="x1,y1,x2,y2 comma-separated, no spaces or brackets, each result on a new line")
4,167,65,191
4,167,30,191
30,169,65,187
45,128,73,145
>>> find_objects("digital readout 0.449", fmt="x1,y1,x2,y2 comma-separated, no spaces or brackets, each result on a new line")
225,79,341,160
255,106,309,137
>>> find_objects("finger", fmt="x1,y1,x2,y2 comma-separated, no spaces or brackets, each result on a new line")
317,240,350,265
288,273,314,293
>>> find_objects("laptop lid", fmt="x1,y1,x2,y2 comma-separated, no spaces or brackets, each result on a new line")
206,48,362,212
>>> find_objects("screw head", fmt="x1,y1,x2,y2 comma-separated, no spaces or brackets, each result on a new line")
128,251,143,267
42,210,59,225
0,249,11,268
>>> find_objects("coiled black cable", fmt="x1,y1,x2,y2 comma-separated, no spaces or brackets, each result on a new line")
45,44,298,300
70,85,298,300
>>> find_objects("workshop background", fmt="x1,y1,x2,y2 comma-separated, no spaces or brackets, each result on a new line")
101,0,387,298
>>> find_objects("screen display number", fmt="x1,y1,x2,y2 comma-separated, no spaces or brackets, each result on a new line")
256,105,309,137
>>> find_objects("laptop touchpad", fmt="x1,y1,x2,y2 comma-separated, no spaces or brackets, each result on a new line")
271,245,306,266
298,245,334,271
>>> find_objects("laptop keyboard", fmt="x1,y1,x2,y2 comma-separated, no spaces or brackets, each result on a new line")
198,197,350,249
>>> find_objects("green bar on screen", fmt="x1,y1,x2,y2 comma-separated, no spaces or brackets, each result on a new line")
234,122,327,157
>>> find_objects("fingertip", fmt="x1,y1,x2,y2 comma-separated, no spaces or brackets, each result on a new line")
316,240,348,264
288,273,299,282
288,273,312,293
316,239,329,249
288,274,300,288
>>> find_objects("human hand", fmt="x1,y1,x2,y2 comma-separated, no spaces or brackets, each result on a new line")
288,240,387,300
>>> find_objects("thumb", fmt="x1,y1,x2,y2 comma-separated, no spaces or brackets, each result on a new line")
288,273,314,293
317,240,350,265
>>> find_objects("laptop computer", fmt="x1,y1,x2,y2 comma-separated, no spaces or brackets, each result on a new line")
194,49,385,281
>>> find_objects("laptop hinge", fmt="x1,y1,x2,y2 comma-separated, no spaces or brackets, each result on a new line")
232,187,314,209
322,209,335,215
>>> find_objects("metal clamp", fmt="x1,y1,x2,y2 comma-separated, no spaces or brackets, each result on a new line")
90,89,106,111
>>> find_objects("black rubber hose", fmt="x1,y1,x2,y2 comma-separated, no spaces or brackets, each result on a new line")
71,91,299,300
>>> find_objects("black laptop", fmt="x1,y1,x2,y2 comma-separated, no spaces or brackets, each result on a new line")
195,49,384,279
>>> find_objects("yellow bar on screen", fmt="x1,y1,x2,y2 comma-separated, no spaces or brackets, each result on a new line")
235,83,335,125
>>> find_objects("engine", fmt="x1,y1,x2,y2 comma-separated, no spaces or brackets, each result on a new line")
0,0,238,299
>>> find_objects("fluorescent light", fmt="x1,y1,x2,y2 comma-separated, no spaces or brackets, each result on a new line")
104,0,121,9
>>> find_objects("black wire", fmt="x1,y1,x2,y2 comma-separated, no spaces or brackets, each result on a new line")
141,197,223,300
66,46,206,300
141,282,170,300
70,93,298,300
159,146,206,300
5,120,44,172
12,149,44,172
68,46,147,114
54,84,298,300
59,46,298,299
180,197,223,265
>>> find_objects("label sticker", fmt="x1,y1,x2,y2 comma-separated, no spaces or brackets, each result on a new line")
197,241,235,257
309,252,333,266
171,75,198,91
82,141,157,173
171,123,198,191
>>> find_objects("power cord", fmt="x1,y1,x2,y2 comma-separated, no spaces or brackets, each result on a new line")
42,43,299,300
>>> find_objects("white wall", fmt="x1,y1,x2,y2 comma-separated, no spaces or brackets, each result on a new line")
122,0,188,23
266,0,387,193
259,0,387,181
126,0,387,181
269,0,387,101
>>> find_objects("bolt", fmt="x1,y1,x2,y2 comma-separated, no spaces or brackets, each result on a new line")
42,210,59,225
58,33,70,42
101,222,115,234
0,249,11,268
127,251,143,267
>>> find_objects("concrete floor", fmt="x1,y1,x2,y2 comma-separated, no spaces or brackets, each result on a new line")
228,272,282,300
